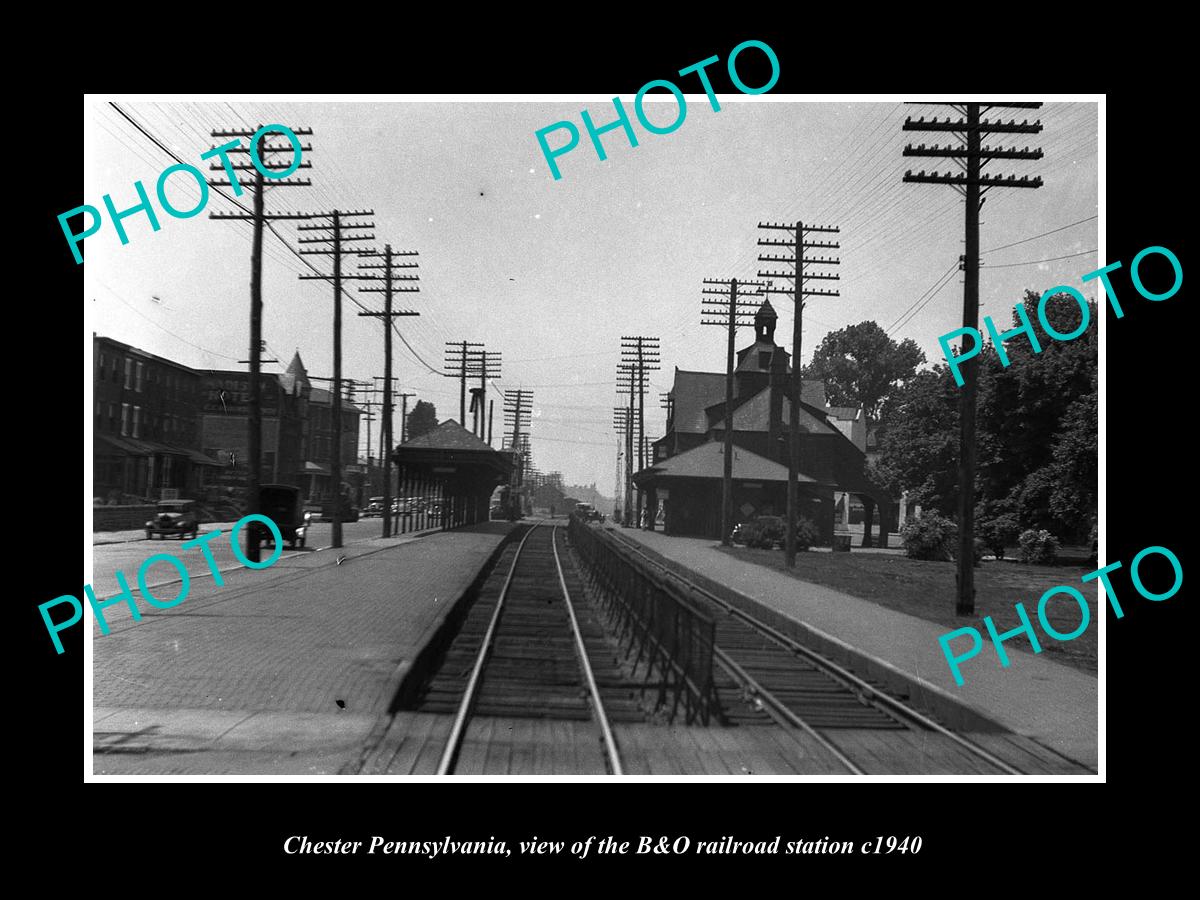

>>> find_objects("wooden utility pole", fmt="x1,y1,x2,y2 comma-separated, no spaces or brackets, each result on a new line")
702,277,764,545
619,336,660,527
445,342,484,427
467,349,502,439
358,244,419,538
902,101,1044,615
209,125,312,562
758,221,840,567
397,392,414,443
503,390,532,519
297,209,376,549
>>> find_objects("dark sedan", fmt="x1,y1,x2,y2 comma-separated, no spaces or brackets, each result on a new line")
145,500,200,540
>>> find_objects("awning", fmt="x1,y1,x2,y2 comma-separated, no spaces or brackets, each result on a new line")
184,449,222,467
95,434,152,456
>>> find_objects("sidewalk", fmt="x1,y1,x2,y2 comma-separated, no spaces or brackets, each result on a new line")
614,528,1098,769
92,522,241,546
92,522,514,774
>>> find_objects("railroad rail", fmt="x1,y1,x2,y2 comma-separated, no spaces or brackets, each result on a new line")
433,524,624,775
602,526,1025,776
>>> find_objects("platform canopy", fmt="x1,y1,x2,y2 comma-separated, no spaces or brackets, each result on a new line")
392,420,513,528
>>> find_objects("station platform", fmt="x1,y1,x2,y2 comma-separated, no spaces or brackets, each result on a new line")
93,522,517,774
610,527,1099,771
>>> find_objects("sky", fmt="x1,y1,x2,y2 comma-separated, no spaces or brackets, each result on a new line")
85,97,1098,494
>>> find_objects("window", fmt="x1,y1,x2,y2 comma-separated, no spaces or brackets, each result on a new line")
162,455,172,487
121,403,130,436
124,359,133,390
109,403,117,432
111,357,118,380
98,353,106,380
132,406,141,439
135,362,144,392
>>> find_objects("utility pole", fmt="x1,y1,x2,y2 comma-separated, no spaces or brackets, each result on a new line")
503,389,532,519
297,209,376,549
619,336,660,528
467,349,502,439
615,365,636,527
397,392,414,444
488,399,495,446
903,102,1044,615
759,220,840,567
209,124,312,562
358,244,420,538
445,342,484,427
702,277,764,545
612,404,632,523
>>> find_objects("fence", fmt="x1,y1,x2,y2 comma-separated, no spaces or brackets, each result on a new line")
567,515,720,725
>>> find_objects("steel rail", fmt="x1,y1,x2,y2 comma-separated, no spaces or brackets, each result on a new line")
436,524,540,776
713,647,864,774
551,526,624,775
606,529,1024,776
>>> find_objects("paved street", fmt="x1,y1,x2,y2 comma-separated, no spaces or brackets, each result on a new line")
92,523,512,774
90,518,439,598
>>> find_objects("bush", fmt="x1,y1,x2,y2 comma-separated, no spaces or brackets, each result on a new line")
901,513,957,561
1018,528,1060,565
793,516,820,551
743,518,786,550
978,514,1021,560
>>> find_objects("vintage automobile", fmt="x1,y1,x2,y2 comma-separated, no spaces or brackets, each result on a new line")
259,484,312,549
574,502,605,523
145,499,200,540
362,497,385,518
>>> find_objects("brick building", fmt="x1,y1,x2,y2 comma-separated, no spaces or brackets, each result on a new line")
93,335,221,503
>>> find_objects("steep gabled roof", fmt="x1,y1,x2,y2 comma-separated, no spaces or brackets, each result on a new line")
671,369,728,433
635,440,821,484
710,386,840,435
401,419,496,452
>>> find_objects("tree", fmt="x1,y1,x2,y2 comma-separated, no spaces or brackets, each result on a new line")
405,399,438,442
802,321,926,423
874,366,961,516
878,290,1097,543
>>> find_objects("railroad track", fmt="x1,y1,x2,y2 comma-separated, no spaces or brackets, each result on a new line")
422,524,626,775
604,528,1026,776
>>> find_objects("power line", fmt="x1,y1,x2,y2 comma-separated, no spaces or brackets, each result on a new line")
981,248,1097,269
982,215,1097,254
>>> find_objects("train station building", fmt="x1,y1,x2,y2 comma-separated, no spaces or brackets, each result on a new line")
638,301,894,545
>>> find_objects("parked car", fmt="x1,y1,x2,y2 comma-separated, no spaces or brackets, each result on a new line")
258,484,312,549
363,497,385,518
145,500,200,540
318,495,360,523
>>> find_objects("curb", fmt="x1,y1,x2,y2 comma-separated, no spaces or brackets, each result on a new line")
613,533,1014,735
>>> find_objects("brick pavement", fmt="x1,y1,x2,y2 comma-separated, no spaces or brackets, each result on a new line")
92,523,514,773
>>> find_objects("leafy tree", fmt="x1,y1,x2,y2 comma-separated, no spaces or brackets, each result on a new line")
405,399,438,441
874,367,961,515
802,321,926,423
878,290,1097,542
